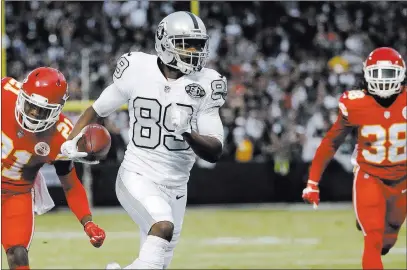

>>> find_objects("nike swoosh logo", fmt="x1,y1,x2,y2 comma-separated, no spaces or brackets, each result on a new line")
176,195,185,200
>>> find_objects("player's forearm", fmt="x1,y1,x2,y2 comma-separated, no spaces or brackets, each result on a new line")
308,140,338,182
67,106,104,140
308,118,352,182
183,131,223,163
58,168,92,223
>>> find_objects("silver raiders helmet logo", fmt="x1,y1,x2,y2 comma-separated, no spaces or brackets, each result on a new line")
185,83,206,98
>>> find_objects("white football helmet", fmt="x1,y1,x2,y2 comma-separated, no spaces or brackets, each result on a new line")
155,11,209,75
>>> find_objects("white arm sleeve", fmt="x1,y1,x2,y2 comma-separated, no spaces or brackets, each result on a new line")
92,83,128,117
197,106,224,146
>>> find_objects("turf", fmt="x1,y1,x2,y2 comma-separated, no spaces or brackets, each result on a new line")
1,205,406,269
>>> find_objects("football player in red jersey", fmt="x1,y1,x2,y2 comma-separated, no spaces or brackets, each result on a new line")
302,47,406,269
1,67,106,270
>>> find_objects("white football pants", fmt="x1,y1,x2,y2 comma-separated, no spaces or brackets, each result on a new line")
115,166,187,269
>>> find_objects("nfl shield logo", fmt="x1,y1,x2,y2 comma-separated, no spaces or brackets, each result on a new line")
34,142,51,156
17,130,24,138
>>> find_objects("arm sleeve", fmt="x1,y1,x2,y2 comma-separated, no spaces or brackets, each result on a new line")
53,160,74,176
197,106,224,146
58,167,91,222
308,112,354,182
92,83,128,117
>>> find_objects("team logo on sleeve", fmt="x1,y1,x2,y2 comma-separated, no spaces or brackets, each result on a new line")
185,83,206,98
34,142,50,156
402,106,407,120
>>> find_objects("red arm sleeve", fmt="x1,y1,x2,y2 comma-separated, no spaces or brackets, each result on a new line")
308,113,354,183
57,166,92,223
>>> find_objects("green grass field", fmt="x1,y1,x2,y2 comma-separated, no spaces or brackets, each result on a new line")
2,204,406,269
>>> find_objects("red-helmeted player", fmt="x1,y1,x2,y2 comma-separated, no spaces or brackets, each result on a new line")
1,67,106,270
303,47,406,269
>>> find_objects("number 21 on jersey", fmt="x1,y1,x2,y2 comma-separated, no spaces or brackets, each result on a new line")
1,132,32,180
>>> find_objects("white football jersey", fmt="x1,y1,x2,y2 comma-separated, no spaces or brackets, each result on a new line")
93,52,227,186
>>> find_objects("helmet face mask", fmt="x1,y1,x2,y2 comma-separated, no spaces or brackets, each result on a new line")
15,67,68,133
169,36,209,72
363,47,406,98
155,12,210,75
16,90,63,133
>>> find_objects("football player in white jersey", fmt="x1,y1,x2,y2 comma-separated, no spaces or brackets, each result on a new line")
61,11,226,269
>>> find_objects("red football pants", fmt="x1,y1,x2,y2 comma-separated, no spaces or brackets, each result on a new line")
1,192,35,252
353,167,406,269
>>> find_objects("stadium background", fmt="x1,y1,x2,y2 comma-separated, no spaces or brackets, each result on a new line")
2,1,406,269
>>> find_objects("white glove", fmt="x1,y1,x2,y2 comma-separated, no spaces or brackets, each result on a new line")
60,131,99,165
171,103,192,137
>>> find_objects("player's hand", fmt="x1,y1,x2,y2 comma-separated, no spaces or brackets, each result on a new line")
302,180,320,209
60,132,99,164
171,103,192,136
84,221,106,248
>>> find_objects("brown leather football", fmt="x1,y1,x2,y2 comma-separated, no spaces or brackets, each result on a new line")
77,124,111,161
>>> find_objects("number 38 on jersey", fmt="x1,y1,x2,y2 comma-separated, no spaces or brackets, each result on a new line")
361,123,406,164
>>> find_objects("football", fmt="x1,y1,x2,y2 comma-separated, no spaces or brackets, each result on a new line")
77,124,111,161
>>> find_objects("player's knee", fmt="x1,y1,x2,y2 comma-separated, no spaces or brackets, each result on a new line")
382,233,398,256
6,246,29,268
364,231,383,251
149,221,174,242
386,223,401,233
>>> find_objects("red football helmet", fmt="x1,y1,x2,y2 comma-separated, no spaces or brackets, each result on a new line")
15,67,69,133
363,47,406,98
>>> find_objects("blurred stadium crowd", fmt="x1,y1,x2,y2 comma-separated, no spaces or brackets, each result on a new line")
4,1,407,173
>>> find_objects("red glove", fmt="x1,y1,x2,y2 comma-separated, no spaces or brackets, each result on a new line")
302,180,320,209
84,221,106,248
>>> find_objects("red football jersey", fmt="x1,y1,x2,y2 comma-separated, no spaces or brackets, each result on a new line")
309,88,407,182
1,77,73,194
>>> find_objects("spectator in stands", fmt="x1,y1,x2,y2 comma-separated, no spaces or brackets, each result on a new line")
5,1,406,164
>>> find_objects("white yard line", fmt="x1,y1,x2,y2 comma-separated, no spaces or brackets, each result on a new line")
390,247,407,254
51,203,354,216
194,250,405,261
33,231,319,245
201,236,319,245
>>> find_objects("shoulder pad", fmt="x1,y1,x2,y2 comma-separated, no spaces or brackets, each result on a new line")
338,90,367,117
55,114,74,141
341,90,367,101
113,52,144,80
194,68,227,110
2,77,21,95
112,52,154,95
202,68,227,99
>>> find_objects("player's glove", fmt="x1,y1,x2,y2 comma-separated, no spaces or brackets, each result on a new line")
60,131,99,164
171,103,192,136
302,180,320,209
84,221,106,248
